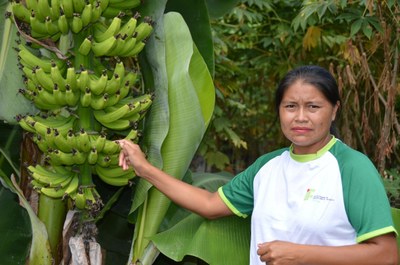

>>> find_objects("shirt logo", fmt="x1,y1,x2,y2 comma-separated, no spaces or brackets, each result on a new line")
304,188,316,200
304,188,335,202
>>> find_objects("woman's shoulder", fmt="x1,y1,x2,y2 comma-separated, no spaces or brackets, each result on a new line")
330,140,378,173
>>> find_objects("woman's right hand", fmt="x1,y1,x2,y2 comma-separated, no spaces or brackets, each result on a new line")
117,139,150,176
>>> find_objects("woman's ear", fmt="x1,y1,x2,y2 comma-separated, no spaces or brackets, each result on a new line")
332,101,340,121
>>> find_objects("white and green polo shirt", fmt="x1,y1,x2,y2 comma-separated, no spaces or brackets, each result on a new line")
218,137,396,265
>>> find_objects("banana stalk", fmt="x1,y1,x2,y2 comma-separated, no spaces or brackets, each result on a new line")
37,195,67,264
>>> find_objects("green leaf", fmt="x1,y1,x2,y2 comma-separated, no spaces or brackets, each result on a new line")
0,182,31,265
0,3,36,124
350,18,363,36
0,171,52,265
151,172,250,265
129,11,215,263
204,0,240,18
166,0,215,76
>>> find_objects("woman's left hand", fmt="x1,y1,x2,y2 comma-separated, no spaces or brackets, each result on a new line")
257,240,300,265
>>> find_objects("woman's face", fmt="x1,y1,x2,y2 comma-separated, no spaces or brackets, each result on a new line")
279,80,339,154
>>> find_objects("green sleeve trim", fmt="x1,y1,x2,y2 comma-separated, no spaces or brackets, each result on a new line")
218,187,248,218
356,226,398,243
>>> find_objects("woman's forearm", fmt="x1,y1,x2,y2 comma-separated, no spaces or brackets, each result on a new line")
258,233,398,265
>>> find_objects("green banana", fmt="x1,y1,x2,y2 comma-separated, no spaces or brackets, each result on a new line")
87,148,98,164
90,133,106,153
53,129,74,152
123,40,145,57
80,88,92,107
93,15,121,42
90,93,109,110
43,127,57,149
104,73,121,94
28,165,73,188
30,12,48,37
66,65,78,91
71,13,83,33
32,133,49,152
64,174,79,197
65,85,80,106
95,164,135,186
16,115,36,133
33,67,55,91
107,33,126,56
118,13,140,36
39,172,78,199
91,35,118,57
60,0,74,18
50,61,66,91
37,0,52,21
36,86,56,106
34,114,76,131
104,90,121,107
73,191,86,209
72,0,85,13
108,0,140,9
100,118,134,131
18,44,53,72
98,0,109,11
45,16,59,35
40,185,68,198
77,69,90,92
53,84,67,105
102,139,120,154
50,0,61,20
58,13,69,34
89,70,108,95
78,37,92,56
90,1,102,23
47,149,75,166
76,129,91,153
134,18,154,42
118,35,137,57
72,149,87,164
11,1,31,23
80,3,93,27
93,103,132,124
66,129,77,147
32,92,62,110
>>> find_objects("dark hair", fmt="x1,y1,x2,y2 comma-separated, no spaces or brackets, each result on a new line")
275,65,341,137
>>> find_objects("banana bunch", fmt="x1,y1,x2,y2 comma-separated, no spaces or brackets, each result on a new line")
94,164,135,186
79,14,153,57
71,186,101,210
12,0,155,212
93,93,153,130
28,164,79,199
12,0,107,40
28,164,101,210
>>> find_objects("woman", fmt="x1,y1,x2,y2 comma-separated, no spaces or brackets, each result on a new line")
117,65,398,265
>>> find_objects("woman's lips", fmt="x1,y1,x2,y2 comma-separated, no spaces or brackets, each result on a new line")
291,127,311,133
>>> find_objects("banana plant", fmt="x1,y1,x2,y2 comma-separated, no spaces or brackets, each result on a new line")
0,0,249,264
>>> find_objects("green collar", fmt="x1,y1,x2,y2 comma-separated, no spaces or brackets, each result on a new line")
290,136,337,162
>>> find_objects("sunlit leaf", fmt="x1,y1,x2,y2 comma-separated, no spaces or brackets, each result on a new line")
129,11,215,264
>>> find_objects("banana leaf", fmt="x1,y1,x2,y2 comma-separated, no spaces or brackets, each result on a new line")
128,11,215,264
152,172,250,265
0,163,52,265
0,2,36,124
